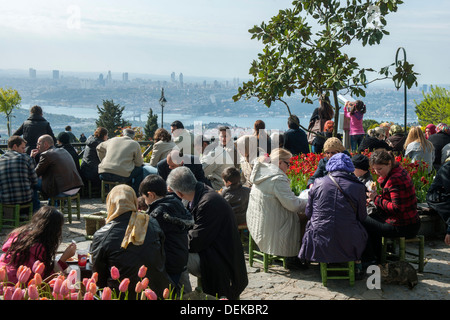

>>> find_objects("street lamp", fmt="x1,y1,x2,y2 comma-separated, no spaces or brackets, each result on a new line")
394,47,408,134
159,88,167,128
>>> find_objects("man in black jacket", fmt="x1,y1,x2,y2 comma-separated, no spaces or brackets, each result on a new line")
427,160,450,246
283,114,309,155
167,166,248,300
13,105,56,155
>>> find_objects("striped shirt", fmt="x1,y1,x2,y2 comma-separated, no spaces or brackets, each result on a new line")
0,151,38,204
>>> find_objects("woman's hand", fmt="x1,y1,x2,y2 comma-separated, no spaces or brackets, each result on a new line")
60,243,77,262
367,189,377,202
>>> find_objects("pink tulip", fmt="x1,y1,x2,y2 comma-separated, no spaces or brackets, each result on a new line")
144,289,157,300
135,281,143,294
110,266,120,280
16,265,25,280
33,272,42,286
118,278,130,292
28,284,39,300
59,279,70,297
138,265,147,278
141,277,149,289
84,292,94,300
102,287,112,300
0,266,7,282
70,292,79,300
91,272,98,282
18,267,31,284
11,287,24,300
32,261,45,275
88,281,97,295
163,288,170,299
67,269,77,289
3,286,13,300
53,277,63,295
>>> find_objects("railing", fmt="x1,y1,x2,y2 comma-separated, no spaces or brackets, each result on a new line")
0,141,154,158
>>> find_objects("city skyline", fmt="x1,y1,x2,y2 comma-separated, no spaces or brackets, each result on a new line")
1,1,449,84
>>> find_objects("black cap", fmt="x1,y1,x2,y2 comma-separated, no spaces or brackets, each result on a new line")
352,154,370,171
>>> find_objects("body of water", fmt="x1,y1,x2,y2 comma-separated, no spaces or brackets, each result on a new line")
19,104,418,133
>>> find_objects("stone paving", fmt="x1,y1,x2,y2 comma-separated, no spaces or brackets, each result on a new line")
2,197,448,300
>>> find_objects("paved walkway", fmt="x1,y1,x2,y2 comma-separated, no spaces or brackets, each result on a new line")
2,197,448,300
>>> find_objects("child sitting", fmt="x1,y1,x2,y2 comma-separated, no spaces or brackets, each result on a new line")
352,154,373,190
139,175,194,287
220,166,250,226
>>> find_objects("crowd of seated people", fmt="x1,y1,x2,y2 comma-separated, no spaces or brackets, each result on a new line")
3,105,449,299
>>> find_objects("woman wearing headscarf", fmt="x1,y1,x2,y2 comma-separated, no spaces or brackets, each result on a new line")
386,124,407,156
299,153,368,278
425,124,436,139
90,184,172,299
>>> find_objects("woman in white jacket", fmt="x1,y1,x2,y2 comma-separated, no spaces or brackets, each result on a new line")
246,148,306,264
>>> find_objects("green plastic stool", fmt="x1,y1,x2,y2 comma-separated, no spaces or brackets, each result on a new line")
248,233,286,272
0,202,33,231
320,261,355,287
49,193,81,224
101,180,121,203
381,235,426,273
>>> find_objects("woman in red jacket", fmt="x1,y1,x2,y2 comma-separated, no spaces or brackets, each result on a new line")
362,149,421,263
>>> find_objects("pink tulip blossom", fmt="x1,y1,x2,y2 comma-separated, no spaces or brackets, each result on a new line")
102,287,112,300
33,272,42,286
60,279,70,297
144,289,157,300
163,288,170,299
135,281,143,294
3,286,13,300
28,284,39,300
138,265,147,278
18,267,32,284
0,266,7,282
110,266,120,280
119,278,130,292
32,261,45,275
141,277,149,289
11,287,24,300
84,292,94,300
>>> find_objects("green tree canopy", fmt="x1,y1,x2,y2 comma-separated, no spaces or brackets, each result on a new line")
144,108,158,140
0,88,22,136
415,86,450,126
233,0,418,135
95,99,131,137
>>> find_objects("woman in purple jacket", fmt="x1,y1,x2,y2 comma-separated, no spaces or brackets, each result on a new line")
299,153,368,277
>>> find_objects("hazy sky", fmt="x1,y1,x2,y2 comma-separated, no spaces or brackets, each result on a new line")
1,0,449,84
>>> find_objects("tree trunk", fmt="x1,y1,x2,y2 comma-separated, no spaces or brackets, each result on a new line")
332,88,340,137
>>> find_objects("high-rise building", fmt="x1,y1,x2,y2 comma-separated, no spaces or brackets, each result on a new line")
179,73,183,87
53,70,59,80
106,70,112,84
171,72,176,82
122,72,129,82
29,68,36,79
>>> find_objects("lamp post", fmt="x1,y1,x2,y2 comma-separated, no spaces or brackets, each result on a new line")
394,47,408,134
159,88,167,128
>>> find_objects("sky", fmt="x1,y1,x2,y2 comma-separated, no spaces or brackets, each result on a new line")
0,0,449,84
